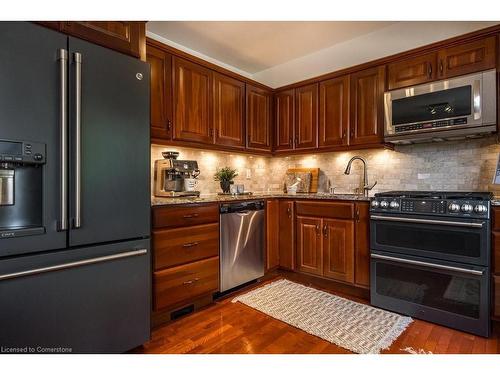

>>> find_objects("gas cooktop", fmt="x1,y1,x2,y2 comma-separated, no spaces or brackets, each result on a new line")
374,191,493,200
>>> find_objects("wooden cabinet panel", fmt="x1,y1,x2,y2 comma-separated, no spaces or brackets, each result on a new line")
296,216,323,276
275,89,295,151
153,256,219,311
279,200,295,270
354,203,370,288
246,85,272,151
493,207,500,230
349,66,385,145
387,52,437,90
493,231,500,274
213,73,245,148
266,199,280,271
494,275,500,320
295,83,318,149
322,219,354,283
295,201,355,220
152,203,219,229
319,76,349,147
147,46,172,140
153,223,219,270
438,36,496,79
173,57,213,144
61,21,145,58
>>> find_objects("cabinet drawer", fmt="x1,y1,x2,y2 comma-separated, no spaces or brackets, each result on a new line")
494,275,500,319
153,223,219,270
153,256,219,311
295,201,355,220
153,204,219,229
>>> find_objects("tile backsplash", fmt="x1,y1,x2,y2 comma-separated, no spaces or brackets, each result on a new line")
151,135,500,196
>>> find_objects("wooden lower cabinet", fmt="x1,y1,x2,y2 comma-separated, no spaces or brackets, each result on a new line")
322,219,354,283
354,203,370,288
154,256,219,311
266,200,280,271
494,276,500,319
296,217,323,276
279,200,295,270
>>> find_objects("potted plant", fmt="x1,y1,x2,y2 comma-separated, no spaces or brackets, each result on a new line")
214,167,238,193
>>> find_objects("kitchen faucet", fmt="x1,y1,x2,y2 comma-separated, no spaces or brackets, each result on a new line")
344,156,377,197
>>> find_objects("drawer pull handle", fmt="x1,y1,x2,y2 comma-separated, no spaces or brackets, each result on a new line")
182,242,199,248
183,278,200,285
183,214,199,219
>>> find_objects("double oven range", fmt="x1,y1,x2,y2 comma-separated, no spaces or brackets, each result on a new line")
370,191,491,337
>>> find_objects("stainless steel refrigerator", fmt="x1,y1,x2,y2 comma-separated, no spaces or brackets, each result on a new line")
0,22,151,353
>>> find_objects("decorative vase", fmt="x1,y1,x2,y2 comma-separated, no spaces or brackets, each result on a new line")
220,180,232,193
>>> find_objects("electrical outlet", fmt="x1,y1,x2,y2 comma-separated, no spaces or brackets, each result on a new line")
246,168,252,179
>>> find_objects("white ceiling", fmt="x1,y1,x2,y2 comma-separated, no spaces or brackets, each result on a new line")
146,21,397,74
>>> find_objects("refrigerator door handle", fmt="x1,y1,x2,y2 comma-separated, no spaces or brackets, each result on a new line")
73,52,82,229
57,49,68,231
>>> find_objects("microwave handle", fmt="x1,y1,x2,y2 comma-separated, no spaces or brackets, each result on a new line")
473,79,481,120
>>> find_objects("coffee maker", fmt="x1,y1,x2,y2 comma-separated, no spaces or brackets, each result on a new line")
154,151,201,197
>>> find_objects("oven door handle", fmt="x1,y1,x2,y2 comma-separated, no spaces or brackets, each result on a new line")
370,215,484,228
371,253,484,276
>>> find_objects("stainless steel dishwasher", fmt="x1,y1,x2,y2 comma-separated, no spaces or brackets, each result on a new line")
220,200,265,292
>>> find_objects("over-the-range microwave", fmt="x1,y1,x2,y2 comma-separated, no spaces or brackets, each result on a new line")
384,69,497,144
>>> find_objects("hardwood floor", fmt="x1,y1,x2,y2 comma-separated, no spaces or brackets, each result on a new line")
134,277,500,354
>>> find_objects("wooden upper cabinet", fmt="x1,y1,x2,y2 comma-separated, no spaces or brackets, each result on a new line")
147,45,172,140
296,216,322,276
295,83,318,149
275,89,295,151
322,219,354,283
387,52,437,90
279,200,296,270
61,22,145,58
349,66,385,146
319,76,349,148
438,36,496,79
246,85,272,151
173,57,213,144
213,73,245,149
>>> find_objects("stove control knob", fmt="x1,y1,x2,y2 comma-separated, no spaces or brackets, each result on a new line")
448,203,460,212
389,201,400,209
380,200,389,208
474,204,487,213
371,200,379,208
461,204,473,213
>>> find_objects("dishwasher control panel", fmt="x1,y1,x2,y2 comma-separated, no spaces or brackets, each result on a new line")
220,200,265,213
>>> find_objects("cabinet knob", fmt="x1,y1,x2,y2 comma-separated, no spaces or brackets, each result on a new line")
428,64,432,78
323,224,327,237
166,119,171,131
439,60,444,74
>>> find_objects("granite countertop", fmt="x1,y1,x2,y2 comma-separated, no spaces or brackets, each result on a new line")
491,198,500,206
151,191,371,206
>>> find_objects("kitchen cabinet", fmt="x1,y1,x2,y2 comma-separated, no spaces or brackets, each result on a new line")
437,36,496,79
274,89,295,151
173,57,213,144
279,200,295,270
322,219,355,283
349,66,385,146
354,203,370,288
213,73,246,149
147,45,172,140
296,217,323,276
491,206,500,321
494,276,500,319
387,52,437,90
295,83,318,149
266,199,280,271
319,76,349,147
246,85,272,151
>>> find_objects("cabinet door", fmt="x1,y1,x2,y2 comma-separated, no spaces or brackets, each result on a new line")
213,73,245,149
266,200,280,271
319,76,349,147
61,21,145,58
438,36,496,79
354,203,370,288
147,45,172,140
173,57,213,144
246,84,272,151
274,89,295,151
296,216,322,276
387,52,437,90
279,200,295,270
349,66,385,145
295,83,318,149
494,275,500,320
322,219,354,283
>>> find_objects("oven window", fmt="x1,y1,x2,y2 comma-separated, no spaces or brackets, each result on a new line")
376,261,480,319
392,86,471,125
375,222,481,258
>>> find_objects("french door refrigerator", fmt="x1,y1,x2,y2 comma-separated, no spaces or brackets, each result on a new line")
0,22,151,353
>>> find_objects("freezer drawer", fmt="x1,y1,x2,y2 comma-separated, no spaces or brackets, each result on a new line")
0,239,151,353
